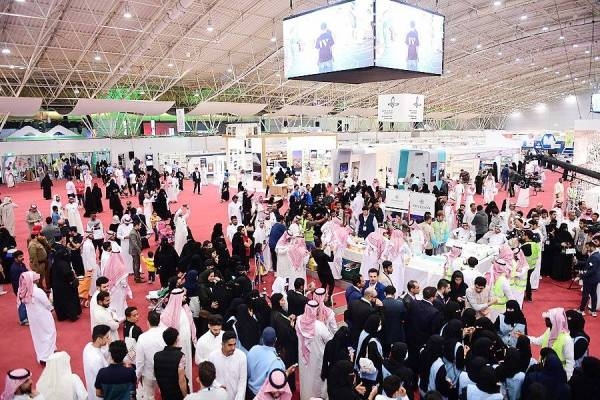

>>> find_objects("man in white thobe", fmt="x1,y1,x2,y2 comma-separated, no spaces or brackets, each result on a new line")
135,311,165,400
91,291,120,341
477,226,508,246
83,324,111,400
296,300,333,400
194,315,224,365
82,231,99,292
116,215,134,274
65,197,84,234
208,331,247,400
18,271,57,364
227,196,242,223
452,222,476,242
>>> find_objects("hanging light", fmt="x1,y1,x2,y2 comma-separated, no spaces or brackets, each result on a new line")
1,48,10,55
123,2,132,18
207,18,214,32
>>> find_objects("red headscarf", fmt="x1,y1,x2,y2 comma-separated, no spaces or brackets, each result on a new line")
17,271,40,305
543,307,569,347
104,251,129,290
254,369,292,400
160,288,197,342
387,229,406,259
296,300,319,364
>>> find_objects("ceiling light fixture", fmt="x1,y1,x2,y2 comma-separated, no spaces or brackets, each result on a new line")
270,34,276,43
1,48,10,55
534,103,547,112
227,67,233,73
476,43,482,49
564,94,576,104
207,18,214,32
450,37,456,42
596,56,600,61
194,92,200,97
275,72,281,77
573,44,579,48
520,15,527,21
497,51,502,56
94,52,101,61
510,111,521,118
542,26,548,31
585,50,590,54
543,67,548,70
123,3,132,19
73,88,80,94
15,0,26,3
139,90,145,95
515,58,520,62
559,35,565,40
555,71,560,74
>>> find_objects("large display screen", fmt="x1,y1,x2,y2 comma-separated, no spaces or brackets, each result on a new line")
375,0,444,75
283,0,374,79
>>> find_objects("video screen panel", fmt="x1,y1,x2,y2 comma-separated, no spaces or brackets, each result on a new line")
375,0,445,75
283,0,374,79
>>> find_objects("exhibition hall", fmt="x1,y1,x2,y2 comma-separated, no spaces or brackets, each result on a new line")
1,0,599,399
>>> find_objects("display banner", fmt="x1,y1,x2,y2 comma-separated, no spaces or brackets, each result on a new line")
176,108,185,133
377,94,424,122
386,189,410,212
409,192,436,216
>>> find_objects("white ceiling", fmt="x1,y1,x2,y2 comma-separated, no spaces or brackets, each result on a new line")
0,0,597,118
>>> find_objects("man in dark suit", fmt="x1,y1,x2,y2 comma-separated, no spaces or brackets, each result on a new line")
345,274,364,305
382,285,406,352
405,286,442,370
401,280,421,311
362,268,386,301
286,277,314,316
192,167,201,195
433,278,450,312
347,287,382,348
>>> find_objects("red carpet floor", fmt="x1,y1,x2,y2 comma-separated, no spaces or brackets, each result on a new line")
0,171,597,392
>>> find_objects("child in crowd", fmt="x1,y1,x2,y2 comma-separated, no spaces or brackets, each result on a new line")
150,211,161,241
142,251,155,284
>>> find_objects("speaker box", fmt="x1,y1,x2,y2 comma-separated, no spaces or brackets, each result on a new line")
337,120,342,132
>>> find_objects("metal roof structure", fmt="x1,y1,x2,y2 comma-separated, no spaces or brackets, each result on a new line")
0,0,597,118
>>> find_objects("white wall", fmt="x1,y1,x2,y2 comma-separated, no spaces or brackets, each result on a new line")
505,92,599,131
1,136,227,165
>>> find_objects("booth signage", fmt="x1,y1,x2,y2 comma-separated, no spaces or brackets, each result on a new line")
377,94,424,122
176,108,185,133
409,192,436,216
386,189,410,212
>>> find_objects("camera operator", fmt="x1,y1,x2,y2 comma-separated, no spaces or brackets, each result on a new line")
578,241,600,317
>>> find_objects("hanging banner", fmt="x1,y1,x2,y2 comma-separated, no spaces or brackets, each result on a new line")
409,192,436,217
176,108,186,133
385,189,410,212
377,93,424,122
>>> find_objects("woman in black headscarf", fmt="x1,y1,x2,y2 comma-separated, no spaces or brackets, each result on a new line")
496,348,526,400
355,314,384,391
211,223,225,245
233,303,261,352
418,335,445,396
109,192,123,219
51,242,82,321
322,326,351,381
495,299,527,347
466,365,503,399
457,356,486,397
221,181,230,202
382,342,415,400
522,354,571,400
154,238,179,288
83,187,95,217
92,183,103,213
516,335,536,373
326,360,366,400
569,356,600,399
441,301,462,331
40,173,53,200
154,189,170,220
565,309,590,369
449,270,468,309
551,222,575,281
0,227,17,286
247,290,271,331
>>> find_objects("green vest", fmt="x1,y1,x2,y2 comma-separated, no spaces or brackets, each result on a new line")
525,242,541,270
491,274,509,311
540,330,569,365
301,219,314,242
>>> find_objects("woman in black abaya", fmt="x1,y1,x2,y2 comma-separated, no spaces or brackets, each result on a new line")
551,223,574,281
83,187,95,218
109,192,124,219
154,238,179,288
154,189,170,220
92,183,103,213
40,173,53,200
51,242,82,321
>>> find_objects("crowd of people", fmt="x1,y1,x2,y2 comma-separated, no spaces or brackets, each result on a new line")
0,157,599,400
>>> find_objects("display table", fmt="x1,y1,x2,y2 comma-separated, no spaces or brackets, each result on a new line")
403,254,447,287
270,184,288,197
340,246,364,281
445,239,498,274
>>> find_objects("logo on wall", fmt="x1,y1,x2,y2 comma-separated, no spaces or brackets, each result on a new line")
377,94,424,123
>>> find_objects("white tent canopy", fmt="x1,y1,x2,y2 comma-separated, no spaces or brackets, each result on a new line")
68,99,174,115
0,97,43,116
188,101,267,116
267,105,333,117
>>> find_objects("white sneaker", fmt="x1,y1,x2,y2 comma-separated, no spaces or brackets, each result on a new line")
592,312,597,317
0,291,7,295
579,310,586,316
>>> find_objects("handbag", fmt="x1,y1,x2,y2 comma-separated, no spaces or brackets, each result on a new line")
358,339,377,375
